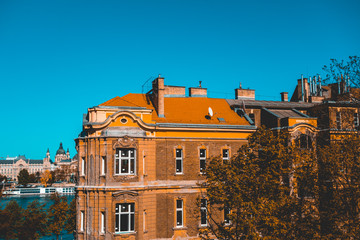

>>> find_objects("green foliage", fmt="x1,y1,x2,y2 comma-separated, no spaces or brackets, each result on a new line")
47,193,69,240
65,198,76,237
17,169,30,186
201,127,320,240
18,200,48,240
1,200,23,239
317,135,360,239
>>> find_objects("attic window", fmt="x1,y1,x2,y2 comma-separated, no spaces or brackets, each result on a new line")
217,118,226,123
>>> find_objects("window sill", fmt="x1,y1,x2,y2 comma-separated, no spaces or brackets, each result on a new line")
114,231,137,235
175,173,184,176
173,226,188,230
198,225,208,228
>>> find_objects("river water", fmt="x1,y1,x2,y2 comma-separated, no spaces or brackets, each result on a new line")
0,194,75,240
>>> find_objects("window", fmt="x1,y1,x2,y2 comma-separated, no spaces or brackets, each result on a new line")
199,149,206,174
224,206,231,225
354,112,359,129
115,149,135,175
80,211,84,232
175,149,183,174
81,157,85,176
222,149,229,161
200,199,207,226
298,134,312,149
336,111,341,129
115,203,135,233
101,212,105,234
249,113,255,124
176,199,183,227
101,156,106,176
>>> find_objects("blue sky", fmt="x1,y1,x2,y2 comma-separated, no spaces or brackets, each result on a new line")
0,0,359,159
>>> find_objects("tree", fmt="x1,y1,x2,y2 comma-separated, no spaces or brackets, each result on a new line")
65,198,76,238
0,200,23,239
200,127,319,239
18,200,48,240
0,174,6,183
29,173,37,183
40,170,52,187
317,135,360,239
17,169,30,186
322,56,360,88
47,193,69,240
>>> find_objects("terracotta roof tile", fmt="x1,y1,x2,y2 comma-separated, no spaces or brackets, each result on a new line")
100,94,250,126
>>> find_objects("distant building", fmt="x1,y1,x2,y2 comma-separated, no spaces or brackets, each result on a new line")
0,142,78,181
0,151,51,181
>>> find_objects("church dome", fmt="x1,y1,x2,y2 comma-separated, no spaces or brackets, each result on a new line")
56,143,66,155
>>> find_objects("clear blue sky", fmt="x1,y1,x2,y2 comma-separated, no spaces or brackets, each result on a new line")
0,0,359,159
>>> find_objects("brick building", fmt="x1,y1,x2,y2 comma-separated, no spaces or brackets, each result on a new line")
76,75,359,239
76,76,256,239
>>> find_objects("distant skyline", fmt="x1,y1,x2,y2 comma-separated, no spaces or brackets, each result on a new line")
1,0,359,158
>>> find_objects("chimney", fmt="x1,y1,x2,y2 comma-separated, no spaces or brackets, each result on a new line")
152,75,165,117
280,92,288,102
297,77,310,102
235,83,255,100
189,84,207,97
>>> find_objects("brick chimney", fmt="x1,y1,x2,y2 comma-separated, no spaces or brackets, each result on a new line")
280,92,288,102
235,83,255,100
189,87,207,97
152,75,165,117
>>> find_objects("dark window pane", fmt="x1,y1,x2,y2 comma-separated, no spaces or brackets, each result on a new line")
200,149,206,158
177,210,183,226
130,149,135,157
130,203,134,212
121,150,129,157
176,149,182,158
121,159,129,173
200,160,206,172
223,149,229,158
130,213,135,231
115,214,119,232
130,159,135,174
176,160,182,173
120,214,129,231
121,203,128,212
201,209,207,225
176,200,182,208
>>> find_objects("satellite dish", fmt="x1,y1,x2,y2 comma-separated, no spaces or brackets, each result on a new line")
208,107,213,117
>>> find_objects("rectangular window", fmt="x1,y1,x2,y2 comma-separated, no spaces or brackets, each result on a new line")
200,199,207,226
80,211,84,232
249,113,255,124
336,111,341,129
115,149,136,175
101,156,106,176
101,212,105,234
81,157,85,176
175,149,183,174
199,149,206,174
115,203,135,233
176,199,183,227
222,149,229,161
224,206,231,225
354,112,359,129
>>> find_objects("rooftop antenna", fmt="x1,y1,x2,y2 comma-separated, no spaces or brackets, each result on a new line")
199,81,202,88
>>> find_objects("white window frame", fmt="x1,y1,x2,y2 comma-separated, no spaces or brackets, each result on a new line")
81,157,85,176
200,199,208,226
100,212,105,234
176,199,183,227
114,148,136,175
222,149,229,161
101,156,106,176
80,211,84,232
115,203,135,233
175,149,183,174
199,149,206,174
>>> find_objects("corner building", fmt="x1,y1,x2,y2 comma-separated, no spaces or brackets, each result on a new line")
76,76,255,239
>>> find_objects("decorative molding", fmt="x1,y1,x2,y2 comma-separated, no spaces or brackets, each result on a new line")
112,136,138,149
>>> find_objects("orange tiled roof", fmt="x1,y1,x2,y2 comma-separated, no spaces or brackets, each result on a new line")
100,93,250,126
